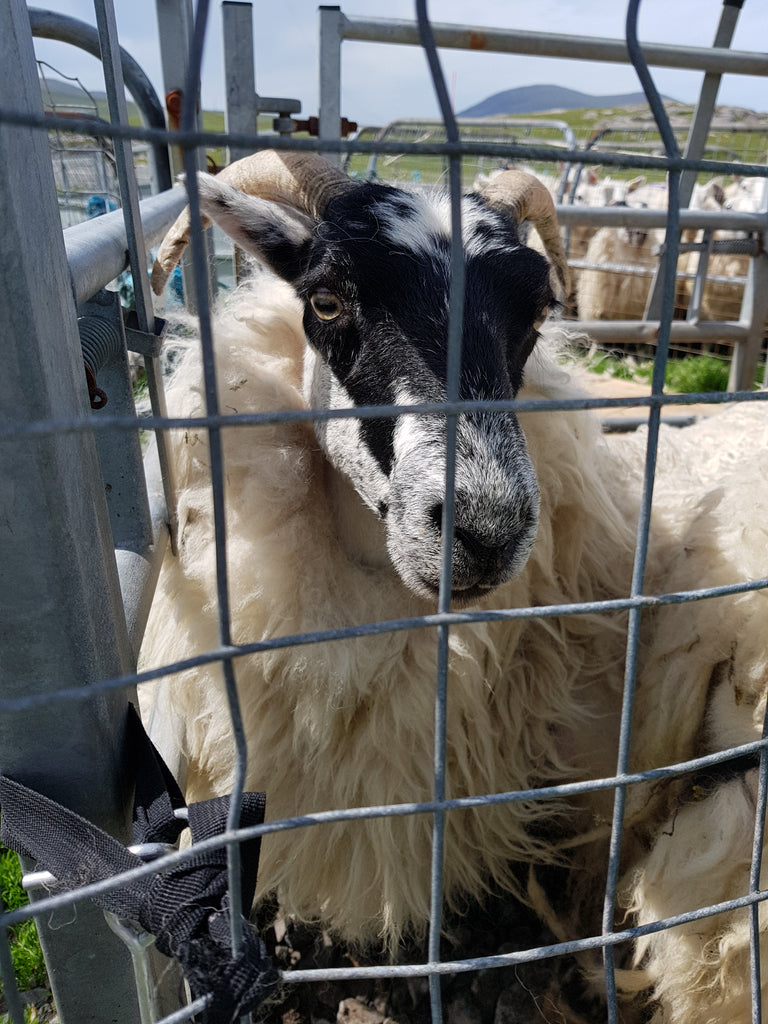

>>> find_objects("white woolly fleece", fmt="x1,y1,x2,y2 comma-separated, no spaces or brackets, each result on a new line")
141,274,768,1024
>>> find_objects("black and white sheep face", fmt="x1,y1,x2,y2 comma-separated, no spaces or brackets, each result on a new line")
194,176,553,605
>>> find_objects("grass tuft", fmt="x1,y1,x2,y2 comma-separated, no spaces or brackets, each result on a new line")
0,848,47,994
663,355,731,394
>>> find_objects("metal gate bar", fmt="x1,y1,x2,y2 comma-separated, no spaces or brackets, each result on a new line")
644,0,743,320
0,3,142,1019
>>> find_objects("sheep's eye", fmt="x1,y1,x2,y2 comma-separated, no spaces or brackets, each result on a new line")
310,289,343,321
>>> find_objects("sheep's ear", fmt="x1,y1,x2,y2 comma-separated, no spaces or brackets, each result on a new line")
194,172,314,283
585,165,602,185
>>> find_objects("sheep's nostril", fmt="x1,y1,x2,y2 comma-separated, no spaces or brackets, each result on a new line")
453,525,491,561
428,503,444,534
425,499,531,587
428,505,518,560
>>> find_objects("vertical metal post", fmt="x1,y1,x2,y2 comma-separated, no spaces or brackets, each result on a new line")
0,2,139,1020
729,173,768,391
318,5,343,164
94,0,178,557
155,0,214,309
77,291,166,661
644,0,743,320
729,251,768,391
223,0,257,285
156,0,197,184
674,0,742,211
223,1,258,161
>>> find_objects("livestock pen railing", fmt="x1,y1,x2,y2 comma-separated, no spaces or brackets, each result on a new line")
1,2,768,1024
346,117,579,192
319,8,768,391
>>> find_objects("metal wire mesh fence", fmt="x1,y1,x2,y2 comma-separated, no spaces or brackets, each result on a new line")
567,114,768,343
1,2,768,1024
345,117,578,189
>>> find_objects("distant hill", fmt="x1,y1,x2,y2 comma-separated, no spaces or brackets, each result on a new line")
38,76,107,104
38,76,146,123
457,84,667,118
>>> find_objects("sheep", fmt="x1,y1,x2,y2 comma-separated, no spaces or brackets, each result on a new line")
607,401,768,1024
572,175,732,324
676,175,765,324
479,168,653,318
560,164,611,269
574,176,663,321
572,173,759,325
142,149,768,1022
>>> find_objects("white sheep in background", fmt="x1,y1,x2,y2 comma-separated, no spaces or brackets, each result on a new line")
573,176,733,324
574,175,663,321
677,175,765,324
522,170,655,316
560,164,612,269
575,220,661,321
143,150,768,1024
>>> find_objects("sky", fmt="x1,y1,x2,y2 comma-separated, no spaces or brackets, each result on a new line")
29,1,768,128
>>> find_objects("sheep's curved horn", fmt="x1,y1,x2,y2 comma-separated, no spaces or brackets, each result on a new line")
151,150,355,294
476,170,570,298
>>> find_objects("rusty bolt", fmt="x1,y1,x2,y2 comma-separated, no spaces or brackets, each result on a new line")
166,89,183,131
292,116,358,138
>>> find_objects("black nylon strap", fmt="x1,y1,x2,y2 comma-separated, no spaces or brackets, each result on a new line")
0,704,278,1023
126,701,189,847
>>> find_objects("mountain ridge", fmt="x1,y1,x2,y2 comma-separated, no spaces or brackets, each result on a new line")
457,84,666,118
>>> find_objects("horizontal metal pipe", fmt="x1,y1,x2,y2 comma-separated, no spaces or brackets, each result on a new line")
64,188,187,306
340,15,768,77
578,319,749,341
555,205,767,232
571,260,748,287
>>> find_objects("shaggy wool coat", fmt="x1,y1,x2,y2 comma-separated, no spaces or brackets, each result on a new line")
141,274,768,1023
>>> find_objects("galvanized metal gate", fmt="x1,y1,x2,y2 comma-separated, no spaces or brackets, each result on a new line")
0,2,767,1023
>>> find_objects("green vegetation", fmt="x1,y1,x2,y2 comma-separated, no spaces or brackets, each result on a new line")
661,355,732,393
52,82,768,192
0,847,47,996
583,349,757,393
0,1005,38,1024
80,98,281,172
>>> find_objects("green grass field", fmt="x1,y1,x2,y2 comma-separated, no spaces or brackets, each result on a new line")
344,103,768,189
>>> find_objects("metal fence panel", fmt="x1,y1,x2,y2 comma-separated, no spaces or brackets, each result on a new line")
1,2,767,1024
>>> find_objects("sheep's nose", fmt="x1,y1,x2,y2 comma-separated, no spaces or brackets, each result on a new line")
428,502,521,587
